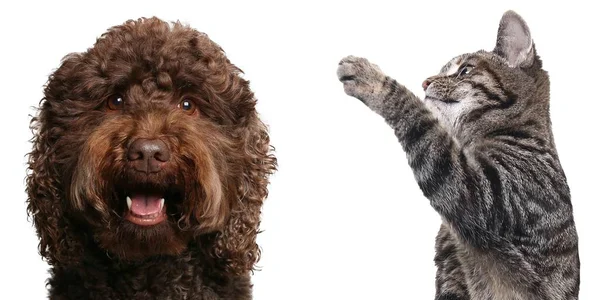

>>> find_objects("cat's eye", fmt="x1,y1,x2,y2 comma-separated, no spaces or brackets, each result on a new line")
107,95,125,110
178,99,197,114
458,65,474,77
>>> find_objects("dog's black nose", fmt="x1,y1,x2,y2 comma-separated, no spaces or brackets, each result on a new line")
127,139,170,173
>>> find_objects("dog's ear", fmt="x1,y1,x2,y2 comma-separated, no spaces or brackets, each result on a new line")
186,30,276,274
212,111,277,275
27,53,85,266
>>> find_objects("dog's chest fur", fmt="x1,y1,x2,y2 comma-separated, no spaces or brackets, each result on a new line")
47,251,252,300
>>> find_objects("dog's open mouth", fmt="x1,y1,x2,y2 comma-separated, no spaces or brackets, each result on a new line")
124,193,168,226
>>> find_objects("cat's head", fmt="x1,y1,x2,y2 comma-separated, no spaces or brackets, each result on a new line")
422,11,550,141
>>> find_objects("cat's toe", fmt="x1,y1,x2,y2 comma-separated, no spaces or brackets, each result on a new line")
337,56,360,82
337,56,383,82
337,68,361,99
338,55,361,65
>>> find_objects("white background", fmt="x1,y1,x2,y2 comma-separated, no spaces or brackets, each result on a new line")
1,0,598,299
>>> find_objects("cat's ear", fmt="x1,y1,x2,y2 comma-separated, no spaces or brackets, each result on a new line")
493,10,534,68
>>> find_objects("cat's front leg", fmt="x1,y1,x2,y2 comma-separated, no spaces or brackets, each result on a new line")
337,55,423,124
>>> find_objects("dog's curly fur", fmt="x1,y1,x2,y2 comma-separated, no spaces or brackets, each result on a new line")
26,17,276,299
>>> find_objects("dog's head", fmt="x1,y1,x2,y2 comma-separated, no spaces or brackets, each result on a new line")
26,17,276,274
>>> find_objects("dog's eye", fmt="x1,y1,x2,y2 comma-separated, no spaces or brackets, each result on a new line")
178,99,196,114
107,95,125,110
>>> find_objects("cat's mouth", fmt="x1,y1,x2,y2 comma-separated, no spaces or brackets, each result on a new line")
425,96,459,104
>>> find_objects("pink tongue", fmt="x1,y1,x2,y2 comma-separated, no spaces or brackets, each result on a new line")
129,194,163,216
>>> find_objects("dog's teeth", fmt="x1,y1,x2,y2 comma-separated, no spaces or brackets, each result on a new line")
160,198,165,210
126,196,132,209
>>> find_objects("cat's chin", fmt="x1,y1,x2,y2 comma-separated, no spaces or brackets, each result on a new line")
423,99,458,132
423,101,444,120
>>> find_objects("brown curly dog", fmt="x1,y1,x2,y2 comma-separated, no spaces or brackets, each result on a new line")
26,17,276,299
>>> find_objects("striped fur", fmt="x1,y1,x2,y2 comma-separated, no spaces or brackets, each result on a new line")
337,11,579,299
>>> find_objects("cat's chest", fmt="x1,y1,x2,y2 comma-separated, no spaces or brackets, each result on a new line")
440,226,531,299
454,243,531,299
461,257,529,300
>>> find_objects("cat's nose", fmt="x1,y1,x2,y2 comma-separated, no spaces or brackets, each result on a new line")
422,79,432,91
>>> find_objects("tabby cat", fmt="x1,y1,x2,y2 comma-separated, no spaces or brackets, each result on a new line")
337,11,579,299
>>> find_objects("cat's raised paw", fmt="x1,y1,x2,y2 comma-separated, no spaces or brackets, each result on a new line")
337,56,386,106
